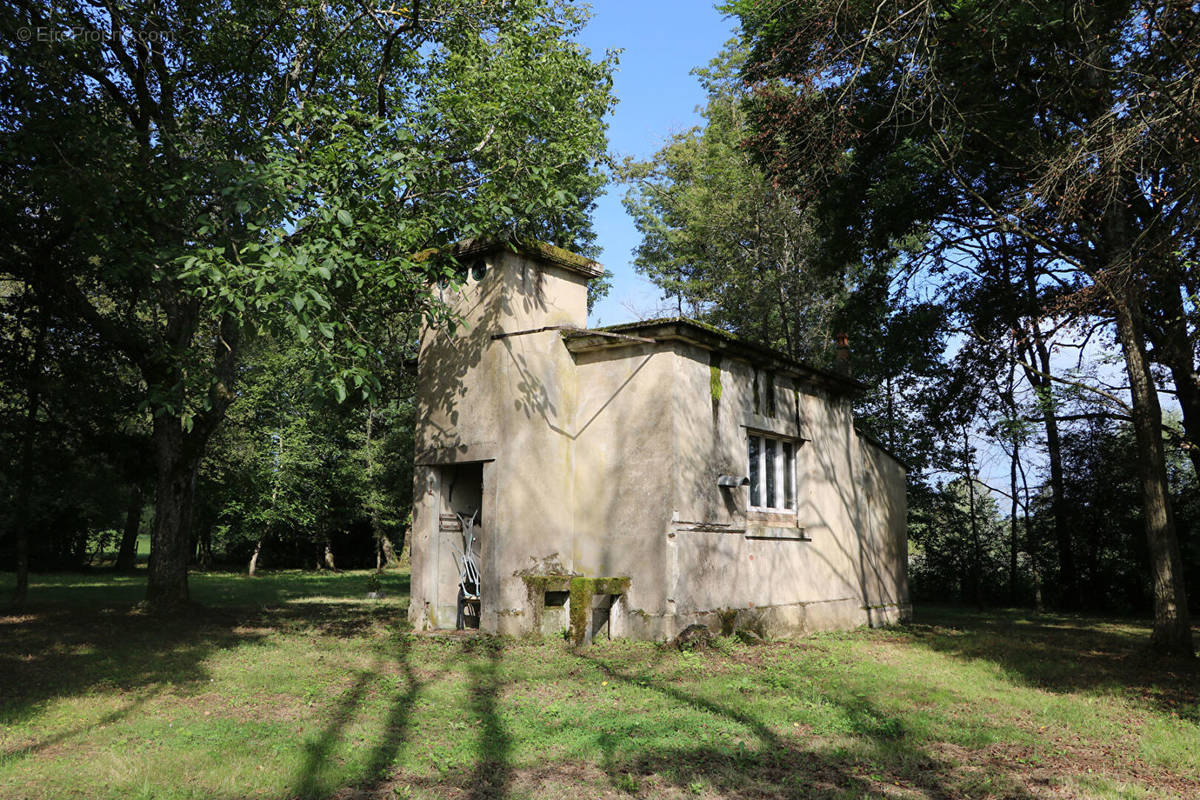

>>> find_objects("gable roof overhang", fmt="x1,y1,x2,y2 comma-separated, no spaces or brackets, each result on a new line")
561,317,865,397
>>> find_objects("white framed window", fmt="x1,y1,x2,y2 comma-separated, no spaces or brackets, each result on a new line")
747,433,796,511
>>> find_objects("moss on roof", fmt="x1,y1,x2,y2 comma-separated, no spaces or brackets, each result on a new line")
601,316,730,338
569,317,864,394
520,240,601,273
407,238,602,278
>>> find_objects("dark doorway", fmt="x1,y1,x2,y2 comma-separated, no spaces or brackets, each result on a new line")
440,463,484,629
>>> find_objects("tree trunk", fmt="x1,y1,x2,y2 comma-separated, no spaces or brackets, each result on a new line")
963,427,983,610
196,521,213,571
1016,253,1078,607
1165,355,1200,481
1009,437,1020,606
1001,348,1021,607
1019,319,1076,607
145,415,202,610
143,310,237,611
363,407,398,569
396,525,410,565
1014,440,1044,614
1025,509,1044,615
248,536,264,577
1148,280,1200,480
380,535,398,567
1041,404,1074,606
114,484,144,572
1112,291,1194,655
9,309,47,609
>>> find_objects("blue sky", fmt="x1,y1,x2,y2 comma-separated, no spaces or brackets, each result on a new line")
576,2,739,326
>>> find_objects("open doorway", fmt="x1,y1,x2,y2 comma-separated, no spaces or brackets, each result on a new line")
439,463,484,629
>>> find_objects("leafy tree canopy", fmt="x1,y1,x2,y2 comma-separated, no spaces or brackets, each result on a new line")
727,0,1198,653
1,0,616,607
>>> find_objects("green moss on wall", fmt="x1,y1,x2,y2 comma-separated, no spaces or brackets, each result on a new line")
521,575,572,594
709,358,723,401
593,577,630,595
568,578,593,645
567,576,631,646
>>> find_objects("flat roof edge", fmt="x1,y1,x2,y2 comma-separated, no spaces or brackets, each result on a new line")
564,318,864,394
450,237,604,279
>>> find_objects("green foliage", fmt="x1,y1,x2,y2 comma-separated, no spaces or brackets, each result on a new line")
908,478,1008,603
0,0,616,601
0,285,150,571
908,416,1200,613
620,40,948,474
620,41,844,363
730,1,1199,646
197,338,341,563
1052,418,1200,614
196,330,417,568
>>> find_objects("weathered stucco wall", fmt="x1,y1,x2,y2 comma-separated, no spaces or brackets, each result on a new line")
487,327,579,635
571,345,677,639
410,249,588,633
410,247,909,639
664,340,910,635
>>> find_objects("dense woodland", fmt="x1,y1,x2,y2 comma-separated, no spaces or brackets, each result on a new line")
1,1,1198,654
1,0,614,598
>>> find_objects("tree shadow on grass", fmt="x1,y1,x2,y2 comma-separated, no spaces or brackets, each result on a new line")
290,631,517,800
0,603,280,781
0,586,408,777
908,605,1200,722
462,636,510,800
292,666,381,799
0,569,410,610
361,633,423,789
0,692,157,763
0,606,260,729
577,648,1037,800
311,631,426,800
373,635,512,800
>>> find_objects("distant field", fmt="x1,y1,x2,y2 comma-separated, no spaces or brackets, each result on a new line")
1,571,1196,800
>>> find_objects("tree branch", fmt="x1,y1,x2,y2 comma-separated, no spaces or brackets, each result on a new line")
377,0,421,116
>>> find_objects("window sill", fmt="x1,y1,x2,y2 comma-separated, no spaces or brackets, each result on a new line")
746,510,799,525
745,524,811,542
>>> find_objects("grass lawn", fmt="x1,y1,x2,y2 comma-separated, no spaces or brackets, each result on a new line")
1,571,1197,800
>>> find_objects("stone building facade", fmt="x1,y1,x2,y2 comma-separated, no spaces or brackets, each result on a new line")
409,239,910,641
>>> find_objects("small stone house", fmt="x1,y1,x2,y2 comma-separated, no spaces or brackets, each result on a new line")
409,239,910,642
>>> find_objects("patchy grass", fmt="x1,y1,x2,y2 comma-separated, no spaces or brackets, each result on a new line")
0,572,1197,800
